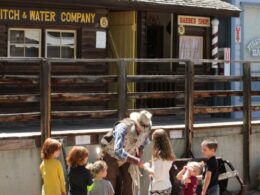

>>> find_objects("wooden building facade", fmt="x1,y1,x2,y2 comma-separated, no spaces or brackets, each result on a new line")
0,0,240,117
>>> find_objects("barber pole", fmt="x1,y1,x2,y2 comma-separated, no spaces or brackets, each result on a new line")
211,18,220,70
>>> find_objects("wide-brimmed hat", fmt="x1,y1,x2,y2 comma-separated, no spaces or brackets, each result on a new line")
130,110,152,132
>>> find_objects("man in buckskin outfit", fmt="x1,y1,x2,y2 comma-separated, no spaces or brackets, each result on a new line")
100,110,153,195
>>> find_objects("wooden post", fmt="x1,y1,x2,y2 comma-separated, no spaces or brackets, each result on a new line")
40,59,51,145
118,61,127,120
184,61,194,158
242,62,251,187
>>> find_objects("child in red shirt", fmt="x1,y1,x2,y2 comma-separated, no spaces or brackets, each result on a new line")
176,161,204,195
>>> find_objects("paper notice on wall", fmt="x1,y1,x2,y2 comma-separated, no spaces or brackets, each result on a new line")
96,31,106,49
224,48,231,76
75,135,91,145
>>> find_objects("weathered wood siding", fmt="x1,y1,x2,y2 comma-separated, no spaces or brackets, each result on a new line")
0,7,108,114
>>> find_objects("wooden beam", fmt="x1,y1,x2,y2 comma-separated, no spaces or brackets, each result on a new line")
0,94,39,103
194,106,243,114
194,90,243,98
0,75,39,85
1,90,254,104
118,61,127,120
128,107,185,116
52,110,117,119
194,75,242,82
52,75,117,84
242,62,251,186
252,105,260,111
184,61,194,158
40,60,51,145
51,93,117,102
0,112,40,122
128,91,184,99
127,75,184,82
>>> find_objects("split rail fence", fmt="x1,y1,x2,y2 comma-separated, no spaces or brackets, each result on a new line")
0,58,259,185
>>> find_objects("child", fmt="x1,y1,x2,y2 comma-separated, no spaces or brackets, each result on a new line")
67,146,93,195
87,160,114,195
143,129,176,195
40,138,66,195
201,139,219,195
176,161,204,195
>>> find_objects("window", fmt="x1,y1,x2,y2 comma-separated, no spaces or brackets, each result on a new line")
179,36,203,63
8,28,41,57
46,30,76,58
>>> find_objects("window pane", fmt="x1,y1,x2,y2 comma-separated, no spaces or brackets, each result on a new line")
10,44,24,56
61,46,74,58
10,30,24,44
46,31,60,46
61,32,74,46
25,30,40,44
25,45,39,57
47,46,60,58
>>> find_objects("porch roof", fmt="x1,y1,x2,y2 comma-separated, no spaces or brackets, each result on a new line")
129,0,241,17
0,0,241,17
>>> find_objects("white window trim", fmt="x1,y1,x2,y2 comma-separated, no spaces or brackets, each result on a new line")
8,28,42,58
45,29,77,59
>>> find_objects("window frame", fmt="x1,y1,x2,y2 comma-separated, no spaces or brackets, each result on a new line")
45,29,77,59
8,28,42,58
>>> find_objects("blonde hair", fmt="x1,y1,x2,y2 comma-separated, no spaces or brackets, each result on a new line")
152,129,176,161
187,161,204,175
41,138,61,159
67,146,89,168
201,138,218,151
87,160,107,177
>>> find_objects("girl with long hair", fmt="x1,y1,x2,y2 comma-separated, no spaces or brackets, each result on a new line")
143,129,176,195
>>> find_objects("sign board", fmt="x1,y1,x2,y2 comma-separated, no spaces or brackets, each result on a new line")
235,26,241,43
178,15,210,27
0,7,102,26
169,130,183,139
178,25,185,35
224,48,231,76
247,38,260,57
100,17,108,28
75,135,91,145
96,31,106,49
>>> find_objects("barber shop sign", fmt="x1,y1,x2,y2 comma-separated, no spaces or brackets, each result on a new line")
247,38,260,57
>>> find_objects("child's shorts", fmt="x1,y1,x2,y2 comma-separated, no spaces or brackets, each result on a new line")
206,185,220,195
150,187,172,195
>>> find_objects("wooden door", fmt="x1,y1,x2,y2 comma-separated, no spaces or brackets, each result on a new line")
108,11,137,109
176,27,211,107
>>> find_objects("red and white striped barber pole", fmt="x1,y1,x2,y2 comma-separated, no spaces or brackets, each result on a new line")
211,18,220,72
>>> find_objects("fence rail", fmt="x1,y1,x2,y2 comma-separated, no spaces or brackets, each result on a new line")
0,57,259,186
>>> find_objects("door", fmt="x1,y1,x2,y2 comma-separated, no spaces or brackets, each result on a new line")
108,11,137,109
175,27,210,107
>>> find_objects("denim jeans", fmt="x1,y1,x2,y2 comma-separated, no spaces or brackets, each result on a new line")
206,185,220,195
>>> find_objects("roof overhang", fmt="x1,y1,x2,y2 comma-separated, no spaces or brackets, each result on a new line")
0,0,241,17
129,0,241,17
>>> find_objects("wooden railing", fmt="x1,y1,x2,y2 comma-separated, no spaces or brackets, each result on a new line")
0,58,259,185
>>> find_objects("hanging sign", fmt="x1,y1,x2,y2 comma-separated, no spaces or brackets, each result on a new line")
235,26,241,43
0,7,101,25
178,25,185,35
100,17,108,28
247,38,260,57
178,15,210,27
224,48,230,76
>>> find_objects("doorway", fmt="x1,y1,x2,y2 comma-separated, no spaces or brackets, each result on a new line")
137,12,175,108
